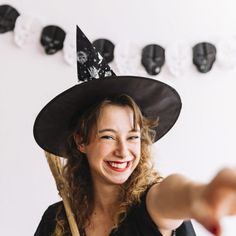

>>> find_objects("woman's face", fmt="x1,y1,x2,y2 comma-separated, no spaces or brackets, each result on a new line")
76,104,141,186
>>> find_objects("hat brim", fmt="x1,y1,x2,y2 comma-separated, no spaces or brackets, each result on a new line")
33,76,181,157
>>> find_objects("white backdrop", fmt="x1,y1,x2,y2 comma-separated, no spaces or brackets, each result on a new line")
0,0,236,235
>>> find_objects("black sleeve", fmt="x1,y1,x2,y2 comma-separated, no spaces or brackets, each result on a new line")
132,191,197,236
175,221,196,236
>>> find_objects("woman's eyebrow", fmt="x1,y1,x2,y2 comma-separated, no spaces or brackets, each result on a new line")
129,130,141,134
98,129,140,133
98,129,116,133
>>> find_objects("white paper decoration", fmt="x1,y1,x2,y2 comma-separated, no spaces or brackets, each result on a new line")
63,30,76,66
13,14,41,48
114,41,146,76
166,42,191,77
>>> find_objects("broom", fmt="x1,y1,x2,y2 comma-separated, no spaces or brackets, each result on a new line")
45,151,80,236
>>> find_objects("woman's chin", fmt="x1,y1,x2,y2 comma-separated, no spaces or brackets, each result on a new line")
108,175,131,185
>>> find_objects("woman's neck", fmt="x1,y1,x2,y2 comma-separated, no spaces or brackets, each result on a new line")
92,183,120,213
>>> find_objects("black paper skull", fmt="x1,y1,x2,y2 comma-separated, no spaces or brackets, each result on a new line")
141,44,165,75
0,4,20,33
92,38,115,63
40,25,66,55
193,42,217,73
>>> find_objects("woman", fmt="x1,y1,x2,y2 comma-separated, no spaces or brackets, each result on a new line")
33,26,236,236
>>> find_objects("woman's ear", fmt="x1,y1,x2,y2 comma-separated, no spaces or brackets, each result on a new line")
74,134,86,153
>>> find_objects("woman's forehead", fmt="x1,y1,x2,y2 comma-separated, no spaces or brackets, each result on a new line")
96,104,139,129
99,104,133,120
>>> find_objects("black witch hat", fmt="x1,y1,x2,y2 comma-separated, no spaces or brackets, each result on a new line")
33,26,182,157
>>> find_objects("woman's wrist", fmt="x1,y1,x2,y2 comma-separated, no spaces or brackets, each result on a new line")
188,182,206,218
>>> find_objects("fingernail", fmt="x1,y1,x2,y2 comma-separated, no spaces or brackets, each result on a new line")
209,225,219,235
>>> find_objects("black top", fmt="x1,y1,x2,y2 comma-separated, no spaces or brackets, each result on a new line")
34,194,196,236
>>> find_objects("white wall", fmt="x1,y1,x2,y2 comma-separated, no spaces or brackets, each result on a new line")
0,0,236,235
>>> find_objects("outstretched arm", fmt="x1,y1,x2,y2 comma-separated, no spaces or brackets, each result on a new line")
146,167,236,235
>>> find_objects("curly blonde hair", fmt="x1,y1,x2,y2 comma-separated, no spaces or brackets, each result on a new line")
54,94,162,235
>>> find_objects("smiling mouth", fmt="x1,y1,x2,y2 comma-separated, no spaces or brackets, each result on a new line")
105,161,132,172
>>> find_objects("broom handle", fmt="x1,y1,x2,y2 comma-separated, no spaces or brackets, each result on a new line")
60,190,81,236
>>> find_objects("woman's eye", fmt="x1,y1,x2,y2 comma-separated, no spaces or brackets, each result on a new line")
101,135,114,140
128,136,140,140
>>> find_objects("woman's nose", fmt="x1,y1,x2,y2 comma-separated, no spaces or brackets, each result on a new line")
114,140,129,159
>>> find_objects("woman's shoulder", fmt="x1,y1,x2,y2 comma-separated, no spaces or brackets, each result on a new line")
42,201,65,218
34,201,66,236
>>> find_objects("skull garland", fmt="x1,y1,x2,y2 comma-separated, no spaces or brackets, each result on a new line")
141,44,165,75
40,25,66,55
0,4,223,75
92,38,115,63
0,4,20,33
193,42,217,73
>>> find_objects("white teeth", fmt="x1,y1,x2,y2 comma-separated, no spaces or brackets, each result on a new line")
108,162,128,169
